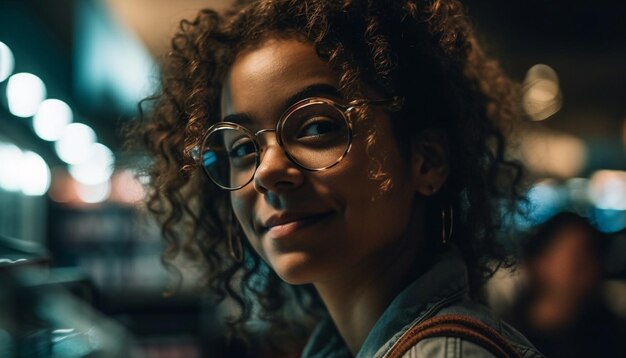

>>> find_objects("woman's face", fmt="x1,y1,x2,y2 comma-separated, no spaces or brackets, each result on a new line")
223,38,421,284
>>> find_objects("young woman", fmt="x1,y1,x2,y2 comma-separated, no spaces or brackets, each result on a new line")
132,0,543,356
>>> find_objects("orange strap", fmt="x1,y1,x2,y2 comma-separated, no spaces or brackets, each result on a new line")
386,314,522,358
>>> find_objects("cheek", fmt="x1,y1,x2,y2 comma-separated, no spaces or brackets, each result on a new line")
336,144,414,240
347,129,412,205
230,192,257,244
348,183,414,244
231,193,273,264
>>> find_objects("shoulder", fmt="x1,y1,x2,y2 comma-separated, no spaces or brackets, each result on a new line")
404,336,495,357
386,301,545,358
405,336,543,358
434,300,544,357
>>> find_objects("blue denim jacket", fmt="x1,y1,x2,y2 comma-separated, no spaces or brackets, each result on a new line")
301,248,544,358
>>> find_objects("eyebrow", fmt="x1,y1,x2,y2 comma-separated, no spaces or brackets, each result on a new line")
222,83,343,125
283,83,343,112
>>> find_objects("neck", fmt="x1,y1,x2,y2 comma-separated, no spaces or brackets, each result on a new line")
313,210,425,355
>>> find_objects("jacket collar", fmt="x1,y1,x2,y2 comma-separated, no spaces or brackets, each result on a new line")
302,247,469,358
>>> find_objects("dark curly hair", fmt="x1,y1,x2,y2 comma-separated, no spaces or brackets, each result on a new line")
127,0,526,349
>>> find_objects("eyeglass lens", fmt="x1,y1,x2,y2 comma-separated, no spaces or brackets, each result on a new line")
201,100,351,189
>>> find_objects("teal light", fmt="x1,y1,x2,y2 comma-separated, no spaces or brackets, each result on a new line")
75,0,157,114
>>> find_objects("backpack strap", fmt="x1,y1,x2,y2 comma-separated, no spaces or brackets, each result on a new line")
386,314,523,358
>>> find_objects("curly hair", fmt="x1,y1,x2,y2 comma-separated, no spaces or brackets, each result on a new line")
127,0,526,349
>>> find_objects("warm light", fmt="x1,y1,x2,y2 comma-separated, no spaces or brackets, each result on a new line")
68,143,115,185
518,130,587,178
48,167,76,203
527,64,559,82
6,73,47,117
110,169,146,204
19,151,51,196
0,41,15,82
33,99,74,141
522,64,562,121
76,180,111,204
0,142,22,192
589,170,626,210
54,123,97,164
526,79,559,103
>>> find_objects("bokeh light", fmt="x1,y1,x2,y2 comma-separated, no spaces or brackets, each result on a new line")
68,143,115,185
54,123,97,164
527,181,566,222
589,170,626,210
48,167,76,204
519,130,587,178
594,209,626,233
19,151,51,196
33,99,74,141
513,180,566,230
6,72,47,117
565,178,590,206
0,142,23,192
522,64,563,121
76,180,111,204
0,41,15,82
110,169,146,205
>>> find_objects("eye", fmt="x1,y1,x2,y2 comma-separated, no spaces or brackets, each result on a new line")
296,116,342,139
228,137,256,159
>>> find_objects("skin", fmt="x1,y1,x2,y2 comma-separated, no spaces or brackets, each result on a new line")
222,38,448,354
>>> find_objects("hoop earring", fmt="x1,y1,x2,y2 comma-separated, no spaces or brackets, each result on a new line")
441,206,454,244
227,211,243,262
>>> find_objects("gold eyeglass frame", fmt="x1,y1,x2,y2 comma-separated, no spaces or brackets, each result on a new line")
199,96,404,191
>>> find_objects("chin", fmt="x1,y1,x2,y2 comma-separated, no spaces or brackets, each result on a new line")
270,252,326,285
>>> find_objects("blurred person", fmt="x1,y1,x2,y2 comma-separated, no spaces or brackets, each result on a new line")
128,0,543,356
508,212,626,358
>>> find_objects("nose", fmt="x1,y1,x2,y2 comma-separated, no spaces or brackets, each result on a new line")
253,135,304,194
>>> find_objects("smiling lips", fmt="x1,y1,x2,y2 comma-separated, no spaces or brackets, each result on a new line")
260,211,333,239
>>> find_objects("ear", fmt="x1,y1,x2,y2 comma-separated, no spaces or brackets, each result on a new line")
410,130,450,196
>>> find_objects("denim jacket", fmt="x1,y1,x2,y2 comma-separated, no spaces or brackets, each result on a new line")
301,248,544,358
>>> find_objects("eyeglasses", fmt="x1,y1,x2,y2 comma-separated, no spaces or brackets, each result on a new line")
199,96,404,190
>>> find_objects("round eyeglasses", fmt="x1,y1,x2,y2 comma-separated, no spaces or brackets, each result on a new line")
199,96,403,190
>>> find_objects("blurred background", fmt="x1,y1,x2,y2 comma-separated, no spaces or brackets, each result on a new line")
0,0,625,357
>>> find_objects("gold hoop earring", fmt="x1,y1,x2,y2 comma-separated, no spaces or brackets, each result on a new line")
441,206,454,244
227,211,243,262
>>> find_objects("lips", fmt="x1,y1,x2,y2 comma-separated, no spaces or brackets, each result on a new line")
258,211,333,236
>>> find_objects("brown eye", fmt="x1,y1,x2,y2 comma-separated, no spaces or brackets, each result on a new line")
296,116,342,139
228,137,255,158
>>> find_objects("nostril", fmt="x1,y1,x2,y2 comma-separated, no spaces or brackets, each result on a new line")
253,146,304,193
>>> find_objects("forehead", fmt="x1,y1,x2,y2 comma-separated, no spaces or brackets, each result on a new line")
221,38,340,123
